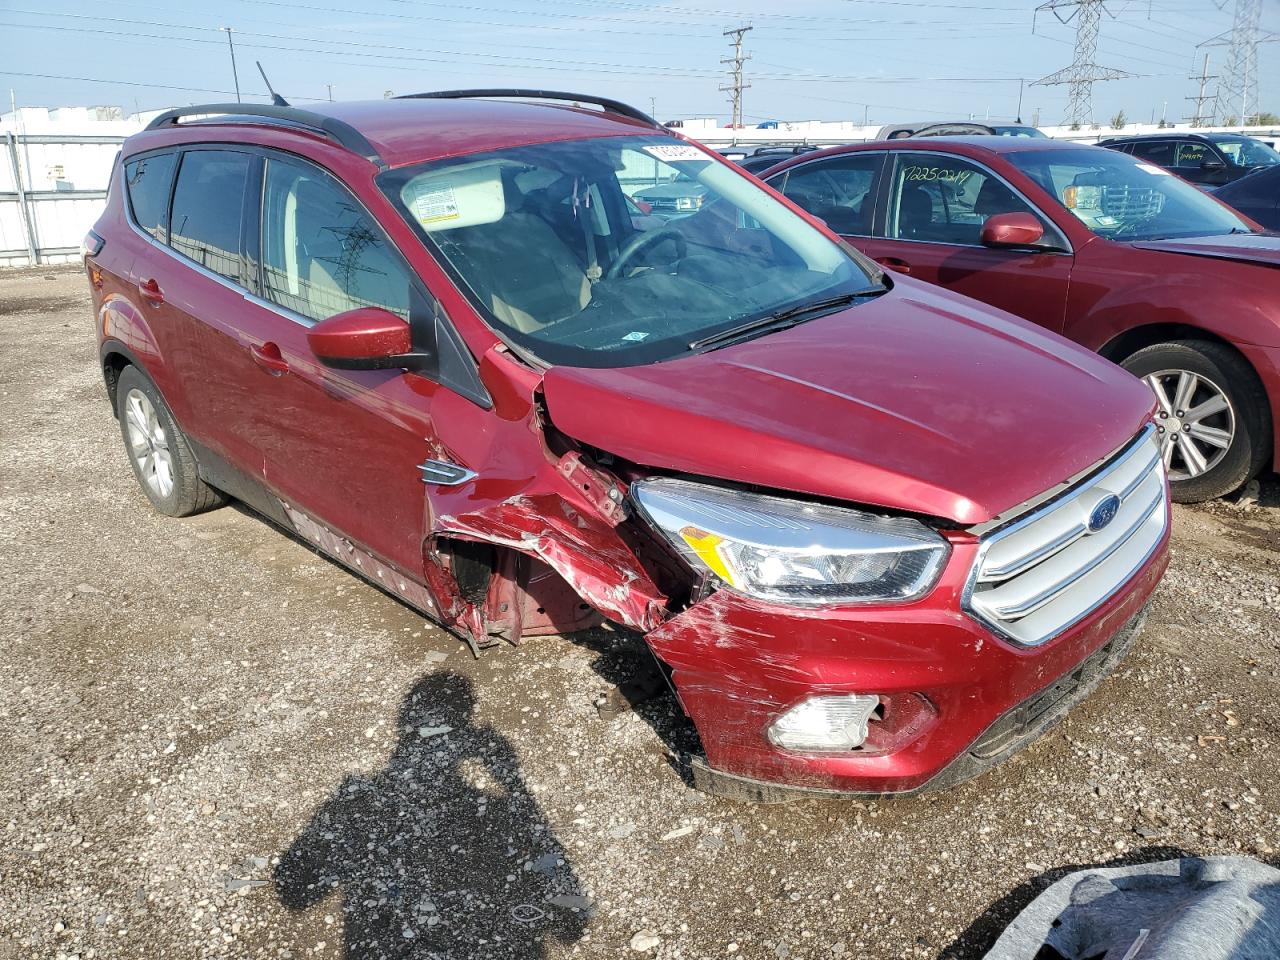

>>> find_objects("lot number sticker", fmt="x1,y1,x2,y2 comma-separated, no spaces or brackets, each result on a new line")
643,144,706,162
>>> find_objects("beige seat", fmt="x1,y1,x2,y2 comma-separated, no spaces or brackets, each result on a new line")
442,210,590,334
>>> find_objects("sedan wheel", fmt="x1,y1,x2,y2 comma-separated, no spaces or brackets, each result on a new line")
1121,339,1271,503
1144,369,1234,482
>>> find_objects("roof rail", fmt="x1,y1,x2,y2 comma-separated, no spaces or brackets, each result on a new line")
394,89,659,127
145,103,385,168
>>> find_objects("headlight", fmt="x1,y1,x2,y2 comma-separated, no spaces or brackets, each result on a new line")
631,478,948,606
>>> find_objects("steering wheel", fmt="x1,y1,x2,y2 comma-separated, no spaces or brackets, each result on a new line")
606,227,688,280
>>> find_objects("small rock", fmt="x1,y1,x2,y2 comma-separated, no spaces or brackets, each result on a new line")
630,930,661,952
417,725,452,738
661,825,696,841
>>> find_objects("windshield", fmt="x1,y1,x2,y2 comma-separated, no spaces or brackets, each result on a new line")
380,135,874,368
1007,147,1253,241
1212,136,1280,168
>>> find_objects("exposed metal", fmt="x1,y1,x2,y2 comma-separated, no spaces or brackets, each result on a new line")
965,425,1168,646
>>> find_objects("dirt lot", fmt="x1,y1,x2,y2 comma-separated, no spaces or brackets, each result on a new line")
2,266,1278,960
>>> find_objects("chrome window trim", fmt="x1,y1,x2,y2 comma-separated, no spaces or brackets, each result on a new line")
961,424,1165,647
883,149,1075,254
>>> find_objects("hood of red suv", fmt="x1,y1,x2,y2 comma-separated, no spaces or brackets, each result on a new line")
542,283,1154,526
1131,232,1280,267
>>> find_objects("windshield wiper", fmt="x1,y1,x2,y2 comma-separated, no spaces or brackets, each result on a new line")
688,287,885,351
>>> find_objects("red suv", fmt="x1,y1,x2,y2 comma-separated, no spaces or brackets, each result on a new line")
86,92,1169,799
762,137,1280,503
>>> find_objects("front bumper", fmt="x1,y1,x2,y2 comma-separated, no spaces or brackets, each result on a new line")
644,525,1169,797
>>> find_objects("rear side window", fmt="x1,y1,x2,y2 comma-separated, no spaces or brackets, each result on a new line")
169,150,252,284
260,155,411,323
123,152,177,242
1128,140,1175,166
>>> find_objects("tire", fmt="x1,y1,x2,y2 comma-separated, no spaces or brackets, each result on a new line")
1121,339,1272,503
115,365,225,517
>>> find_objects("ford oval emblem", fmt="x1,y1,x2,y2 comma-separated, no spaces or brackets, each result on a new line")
1088,495,1121,533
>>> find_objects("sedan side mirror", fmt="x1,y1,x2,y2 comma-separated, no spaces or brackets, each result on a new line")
307,307,421,370
981,212,1046,249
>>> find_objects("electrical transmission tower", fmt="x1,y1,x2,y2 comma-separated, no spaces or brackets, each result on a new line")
1200,0,1276,124
1032,0,1131,127
1186,53,1218,126
721,25,752,130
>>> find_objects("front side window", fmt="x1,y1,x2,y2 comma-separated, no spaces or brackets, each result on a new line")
1174,141,1214,170
380,135,876,368
777,154,883,236
123,152,177,242
1007,147,1253,241
885,152,1041,245
1213,136,1280,168
261,156,410,323
169,150,251,283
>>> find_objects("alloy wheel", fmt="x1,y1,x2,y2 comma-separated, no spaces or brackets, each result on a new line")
123,388,175,499
1144,369,1235,481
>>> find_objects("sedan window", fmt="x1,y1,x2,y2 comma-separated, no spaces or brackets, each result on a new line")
1008,147,1253,241
1128,140,1175,166
776,154,883,236
885,153,1040,246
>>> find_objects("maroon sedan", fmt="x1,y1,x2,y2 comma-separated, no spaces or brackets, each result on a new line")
86,94,1166,799
763,137,1279,502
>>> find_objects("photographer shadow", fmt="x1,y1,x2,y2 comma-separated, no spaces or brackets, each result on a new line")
274,671,588,958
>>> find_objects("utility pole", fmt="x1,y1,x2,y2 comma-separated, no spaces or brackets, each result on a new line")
650,97,656,119
1200,0,1276,124
720,24,752,132
1032,0,1130,127
220,27,241,103
1186,53,1217,127
327,83,334,102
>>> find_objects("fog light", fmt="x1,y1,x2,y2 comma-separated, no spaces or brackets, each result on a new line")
767,694,880,752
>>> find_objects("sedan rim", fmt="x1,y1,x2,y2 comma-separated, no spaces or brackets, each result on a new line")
123,388,175,498
1144,369,1235,482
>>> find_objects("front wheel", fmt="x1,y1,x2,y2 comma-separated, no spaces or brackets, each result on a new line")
1121,340,1272,503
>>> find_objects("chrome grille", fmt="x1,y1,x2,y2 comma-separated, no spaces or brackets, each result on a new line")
965,425,1167,647
1101,184,1164,220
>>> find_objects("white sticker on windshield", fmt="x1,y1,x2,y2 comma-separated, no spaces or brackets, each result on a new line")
412,184,460,224
643,144,706,162
621,331,651,342
1135,163,1171,176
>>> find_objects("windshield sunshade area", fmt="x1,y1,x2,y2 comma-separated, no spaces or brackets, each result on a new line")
1007,148,1254,242
379,135,876,367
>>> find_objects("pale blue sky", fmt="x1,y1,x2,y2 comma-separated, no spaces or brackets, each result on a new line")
1,0,1276,126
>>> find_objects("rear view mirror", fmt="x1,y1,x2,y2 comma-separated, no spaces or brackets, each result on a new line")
981,212,1046,249
307,307,418,370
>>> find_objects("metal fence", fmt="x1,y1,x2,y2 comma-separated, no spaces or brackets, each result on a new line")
1,133,123,267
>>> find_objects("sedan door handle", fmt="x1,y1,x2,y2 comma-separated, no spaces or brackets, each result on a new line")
250,341,289,375
874,256,912,275
137,277,165,305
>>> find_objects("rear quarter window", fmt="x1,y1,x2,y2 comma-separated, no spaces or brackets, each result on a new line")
124,152,177,242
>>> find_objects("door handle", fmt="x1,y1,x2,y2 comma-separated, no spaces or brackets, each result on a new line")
874,256,912,275
137,277,165,305
250,341,289,375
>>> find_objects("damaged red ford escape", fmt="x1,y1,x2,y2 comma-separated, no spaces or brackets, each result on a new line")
85,91,1170,799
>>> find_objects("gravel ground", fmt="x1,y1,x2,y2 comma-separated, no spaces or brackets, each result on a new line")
2,265,1278,960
